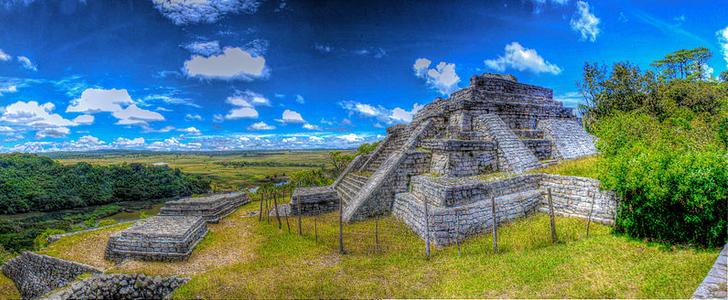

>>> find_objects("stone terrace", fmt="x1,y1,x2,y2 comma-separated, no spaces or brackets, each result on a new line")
105,216,207,262
159,192,248,223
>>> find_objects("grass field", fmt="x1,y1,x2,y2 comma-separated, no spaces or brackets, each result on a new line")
531,155,602,179
16,200,718,299
56,150,337,191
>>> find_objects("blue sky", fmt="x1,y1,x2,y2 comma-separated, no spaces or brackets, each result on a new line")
0,0,726,152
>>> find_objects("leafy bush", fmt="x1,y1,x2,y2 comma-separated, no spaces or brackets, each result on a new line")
289,169,333,187
33,228,65,249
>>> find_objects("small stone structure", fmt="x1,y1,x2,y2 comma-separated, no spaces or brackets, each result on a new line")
693,244,727,299
2,252,102,300
289,186,339,215
293,73,599,225
392,173,617,246
44,274,189,300
159,192,248,223
105,216,208,262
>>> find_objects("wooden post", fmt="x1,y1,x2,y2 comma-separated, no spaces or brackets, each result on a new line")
424,199,431,259
338,193,345,254
265,191,270,224
375,217,380,253
491,195,497,253
297,187,303,236
273,190,282,229
257,191,263,222
547,188,558,244
586,193,595,238
455,210,461,257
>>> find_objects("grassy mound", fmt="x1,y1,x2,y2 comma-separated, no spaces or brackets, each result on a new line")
8,201,718,298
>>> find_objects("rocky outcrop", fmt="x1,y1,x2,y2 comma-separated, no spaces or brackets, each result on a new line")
1,252,102,300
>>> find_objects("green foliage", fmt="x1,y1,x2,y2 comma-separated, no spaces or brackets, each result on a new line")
33,228,65,249
579,48,728,247
0,153,211,214
288,169,333,187
356,141,381,156
98,219,117,227
328,151,353,177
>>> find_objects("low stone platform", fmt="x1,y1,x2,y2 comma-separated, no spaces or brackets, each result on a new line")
290,186,339,215
393,173,616,246
159,192,248,223
2,252,102,300
105,216,207,262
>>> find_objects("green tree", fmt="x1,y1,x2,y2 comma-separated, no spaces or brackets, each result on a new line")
650,47,712,80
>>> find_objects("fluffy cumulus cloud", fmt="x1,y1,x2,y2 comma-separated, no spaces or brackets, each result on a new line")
148,137,202,151
718,26,728,68
17,56,36,71
0,49,10,61
484,42,562,75
183,47,267,80
340,101,422,124
570,1,600,42
184,40,221,56
295,94,305,104
248,121,275,130
152,0,261,25
0,101,79,138
337,133,364,142
178,126,202,135
224,91,270,120
0,83,18,95
113,137,146,148
72,114,94,125
302,123,321,130
67,88,166,127
35,127,70,139
413,58,460,95
278,109,305,123
185,113,203,121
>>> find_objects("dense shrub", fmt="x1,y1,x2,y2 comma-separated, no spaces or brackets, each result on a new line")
0,153,211,214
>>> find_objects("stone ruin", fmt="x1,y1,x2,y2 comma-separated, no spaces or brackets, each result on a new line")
105,216,208,262
292,73,611,244
159,192,249,223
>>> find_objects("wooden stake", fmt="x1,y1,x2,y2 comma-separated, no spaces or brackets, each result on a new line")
547,188,558,244
257,191,263,222
586,193,595,238
424,199,431,259
265,191,270,224
273,190,282,229
338,194,345,254
297,189,303,236
491,195,498,253
455,210,461,257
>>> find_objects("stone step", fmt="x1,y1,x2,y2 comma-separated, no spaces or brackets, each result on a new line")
344,174,368,186
337,181,362,197
339,179,363,195
512,129,544,139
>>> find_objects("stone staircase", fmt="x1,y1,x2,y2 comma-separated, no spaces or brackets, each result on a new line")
359,133,409,173
334,173,369,208
480,114,542,173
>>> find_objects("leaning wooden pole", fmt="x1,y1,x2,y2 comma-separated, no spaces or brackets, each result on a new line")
265,191,270,224
338,196,345,254
547,188,558,244
491,195,498,253
273,190,282,229
424,199,431,259
257,191,263,222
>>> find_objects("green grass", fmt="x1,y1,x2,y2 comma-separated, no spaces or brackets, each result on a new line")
532,155,602,179
56,151,338,190
31,200,719,298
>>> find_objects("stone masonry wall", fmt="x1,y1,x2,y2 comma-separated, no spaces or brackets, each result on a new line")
538,174,617,224
289,186,339,215
44,274,189,300
2,252,102,300
692,244,727,299
538,119,597,160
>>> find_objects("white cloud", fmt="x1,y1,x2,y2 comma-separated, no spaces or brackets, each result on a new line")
248,121,276,130
302,123,321,130
113,137,145,147
72,114,94,125
484,42,562,75
68,135,107,150
554,91,585,108
112,104,165,126
185,113,203,121
1,101,76,128
337,133,363,142
224,92,268,120
213,114,224,123
340,101,422,124
152,0,261,25
0,49,10,61
184,40,221,56
295,94,305,104
35,127,70,139
17,56,36,71
278,109,305,123
315,44,333,53
141,94,200,108
413,58,460,95
67,88,134,113
226,107,258,119
183,47,267,80
718,26,728,68
148,137,202,151
0,84,17,95
309,136,324,143
570,1,600,42
178,126,202,135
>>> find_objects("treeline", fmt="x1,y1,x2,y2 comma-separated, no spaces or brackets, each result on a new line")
579,47,727,247
0,153,211,214
215,161,325,168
